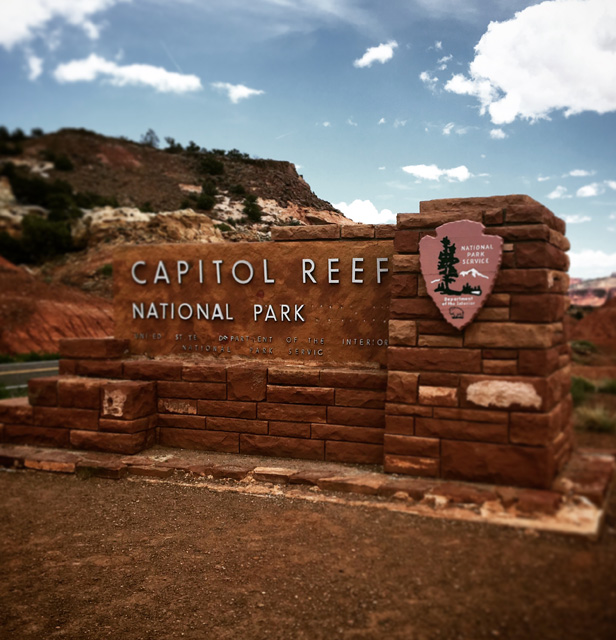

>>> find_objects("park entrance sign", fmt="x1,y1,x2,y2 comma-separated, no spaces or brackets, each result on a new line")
1,195,575,490
419,220,503,330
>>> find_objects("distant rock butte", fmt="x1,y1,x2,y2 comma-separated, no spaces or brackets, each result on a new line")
569,274,616,307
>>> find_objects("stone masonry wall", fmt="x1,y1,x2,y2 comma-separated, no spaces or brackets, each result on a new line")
384,195,573,489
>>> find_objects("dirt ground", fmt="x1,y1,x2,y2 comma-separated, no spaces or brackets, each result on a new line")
1,466,615,640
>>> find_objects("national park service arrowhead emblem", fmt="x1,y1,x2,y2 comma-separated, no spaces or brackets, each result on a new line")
419,220,503,330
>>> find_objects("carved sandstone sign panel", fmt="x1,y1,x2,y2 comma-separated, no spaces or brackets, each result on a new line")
114,241,393,364
419,220,503,330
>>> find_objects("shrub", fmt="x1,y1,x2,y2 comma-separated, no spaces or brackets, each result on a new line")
229,184,246,197
0,231,27,264
575,405,616,433
243,194,262,222
74,192,119,209
54,154,74,171
201,180,218,197
20,214,73,262
31,127,44,137
140,128,159,148
214,223,232,232
597,379,616,395
196,193,216,211
164,137,183,154
185,141,200,155
571,340,598,356
139,202,155,213
98,263,113,278
571,376,595,407
199,155,224,176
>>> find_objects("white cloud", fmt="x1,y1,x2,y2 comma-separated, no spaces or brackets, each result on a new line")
607,181,616,191
347,117,358,126
378,117,386,125
334,199,395,224
610,213,616,220
321,121,331,128
26,53,43,80
567,169,595,177
0,0,123,50
537,175,551,182
444,0,616,124
562,214,591,224
577,182,602,198
442,122,454,136
402,163,472,182
569,250,616,279
353,40,398,68
54,54,202,93
212,81,264,103
393,118,407,128
547,185,570,200
489,128,507,140
437,54,452,64
419,71,439,92
378,166,386,171
435,41,443,50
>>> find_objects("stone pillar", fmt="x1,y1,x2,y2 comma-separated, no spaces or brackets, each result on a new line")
384,195,573,489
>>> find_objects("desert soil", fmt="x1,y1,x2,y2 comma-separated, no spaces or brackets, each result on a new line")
1,457,616,640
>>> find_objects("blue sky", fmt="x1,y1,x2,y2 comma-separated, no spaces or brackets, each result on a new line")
1,0,615,278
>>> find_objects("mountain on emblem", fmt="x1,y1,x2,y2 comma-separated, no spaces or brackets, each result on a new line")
419,220,503,330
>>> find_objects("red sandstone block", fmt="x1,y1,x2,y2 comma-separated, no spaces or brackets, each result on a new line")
417,335,464,348
386,371,419,403
518,348,561,376
70,429,153,455
76,459,127,480
385,415,414,435
0,397,33,425
317,473,386,495
158,398,198,415
482,360,518,376
319,369,387,390
383,454,439,477
475,308,509,322
59,338,129,360
384,434,439,458
419,195,532,213
510,295,566,323
464,322,562,350
311,423,384,444
389,347,482,373
76,360,123,378
258,402,326,423
386,403,433,417
392,255,420,273
268,367,320,386
431,483,498,506
375,224,397,239
390,298,441,320
128,465,175,479
3,424,70,448
325,441,382,465
441,440,552,489
99,416,155,434
240,434,324,460
515,242,568,271
394,230,420,253
459,375,548,413
24,451,78,473
416,417,508,444
495,269,569,294
417,320,459,336
227,365,267,401
159,427,239,453
340,224,374,239
548,227,569,251
182,363,227,383
271,225,340,241
378,477,436,500
58,359,77,375
516,489,562,515
57,377,102,409
206,416,268,434
483,209,504,225
327,406,385,428
28,377,58,406
484,294,511,308
482,349,518,359
398,210,483,229
123,360,183,381
391,274,418,298
335,388,385,409
197,400,256,419
418,386,458,407
504,203,557,228
158,414,206,430
433,407,509,424
419,372,460,387
488,224,551,243
266,385,334,405
157,381,226,401
509,404,562,446
388,320,417,347
34,406,99,430
269,421,311,438
102,381,156,419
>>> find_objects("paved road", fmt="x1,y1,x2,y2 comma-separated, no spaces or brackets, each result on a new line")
0,360,59,389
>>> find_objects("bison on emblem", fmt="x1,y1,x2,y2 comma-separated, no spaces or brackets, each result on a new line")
449,307,464,320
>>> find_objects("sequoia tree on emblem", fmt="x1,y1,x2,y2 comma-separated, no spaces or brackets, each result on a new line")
419,220,503,329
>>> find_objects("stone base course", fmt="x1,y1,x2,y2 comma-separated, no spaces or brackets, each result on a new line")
0,443,611,537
